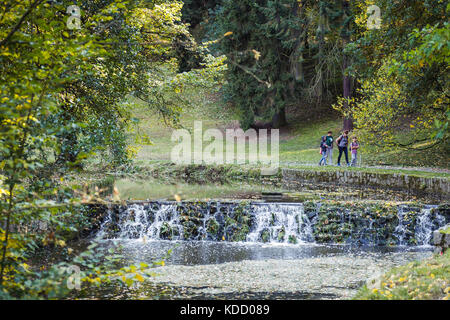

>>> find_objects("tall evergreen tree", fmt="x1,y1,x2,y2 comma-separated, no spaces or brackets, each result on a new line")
219,0,351,129
220,0,308,129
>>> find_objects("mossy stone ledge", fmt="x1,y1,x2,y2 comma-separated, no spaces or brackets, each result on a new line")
93,201,449,246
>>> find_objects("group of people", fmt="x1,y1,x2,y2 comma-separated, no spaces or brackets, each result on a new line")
319,130,360,167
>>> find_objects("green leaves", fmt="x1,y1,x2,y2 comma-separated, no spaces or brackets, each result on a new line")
0,0,182,299
340,0,449,151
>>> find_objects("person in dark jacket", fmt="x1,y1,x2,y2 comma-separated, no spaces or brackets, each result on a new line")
319,136,328,166
325,131,334,164
336,130,349,167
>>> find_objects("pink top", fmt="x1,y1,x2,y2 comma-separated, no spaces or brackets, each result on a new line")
351,142,359,154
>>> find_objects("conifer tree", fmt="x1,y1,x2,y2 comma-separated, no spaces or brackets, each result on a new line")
220,0,307,129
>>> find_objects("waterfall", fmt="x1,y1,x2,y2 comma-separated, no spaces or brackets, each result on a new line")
96,201,445,246
246,203,314,244
393,206,409,246
120,203,181,240
97,202,315,243
415,206,444,246
394,205,442,246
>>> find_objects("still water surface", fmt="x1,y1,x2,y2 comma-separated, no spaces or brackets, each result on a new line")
87,240,433,300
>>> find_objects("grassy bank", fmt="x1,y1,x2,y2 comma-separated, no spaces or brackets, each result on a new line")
120,91,449,169
109,162,450,181
63,163,449,204
354,251,450,300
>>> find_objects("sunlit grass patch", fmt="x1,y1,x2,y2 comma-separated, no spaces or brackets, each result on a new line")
122,90,449,169
354,251,450,300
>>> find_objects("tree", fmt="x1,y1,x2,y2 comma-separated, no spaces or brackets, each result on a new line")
218,0,352,129
52,1,194,168
341,0,354,131
336,0,449,151
0,0,197,298
219,0,308,129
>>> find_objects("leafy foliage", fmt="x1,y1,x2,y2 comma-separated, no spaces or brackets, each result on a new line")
217,0,351,129
0,0,194,299
336,0,449,152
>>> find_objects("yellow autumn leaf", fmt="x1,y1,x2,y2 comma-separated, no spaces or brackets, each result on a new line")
56,239,66,247
252,49,261,60
113,187,120,201
135,273,144,282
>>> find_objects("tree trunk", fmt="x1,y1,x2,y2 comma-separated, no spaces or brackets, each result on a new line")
342,57,353,131
55,106,82,168
272,108,287,128
342,0,354,131
315,1,326,103
289,0,304,84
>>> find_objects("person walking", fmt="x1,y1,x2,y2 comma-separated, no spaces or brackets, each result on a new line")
336,130,350,167
325,131,334,165
350,137,360,166
319,136,328,166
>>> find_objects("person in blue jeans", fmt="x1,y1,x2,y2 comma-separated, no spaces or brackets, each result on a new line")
319,136,328,166
350,137,360,166
336,130,349,166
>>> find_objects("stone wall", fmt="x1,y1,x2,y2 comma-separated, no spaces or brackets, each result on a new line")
95,201,450,246
432,224,450,254
282,169,450,200
134,164,450,199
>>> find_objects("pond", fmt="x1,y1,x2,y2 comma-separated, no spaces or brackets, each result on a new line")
74,197,447,300
70,173,448,300
82,240,433,300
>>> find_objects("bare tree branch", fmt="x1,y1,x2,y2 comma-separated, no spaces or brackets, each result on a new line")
0,0,44,47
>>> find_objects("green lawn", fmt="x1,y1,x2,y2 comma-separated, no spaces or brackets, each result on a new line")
121,90,449,173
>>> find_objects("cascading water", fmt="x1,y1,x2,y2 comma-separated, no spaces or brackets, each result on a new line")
97,202,315,243
414,206,444,246
393,205,442,246
96,201,445,246
393,206,410,246
122,203,181,240
246,204,314,244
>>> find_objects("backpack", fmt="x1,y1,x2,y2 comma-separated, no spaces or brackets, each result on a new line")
337,135,348,147
326,136,333,147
